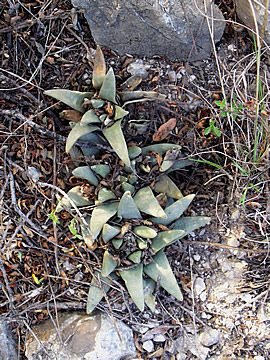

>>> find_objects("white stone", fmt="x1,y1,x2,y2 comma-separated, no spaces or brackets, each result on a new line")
194,277,206,296
198,328,221,347
200,291,207,302
227,236,240,248
142,340,154,353
153,334,166,342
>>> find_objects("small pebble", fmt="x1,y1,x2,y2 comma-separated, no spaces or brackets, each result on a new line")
198,328,221,347
241,293,252,303
138,326,149,334
194,277,206,296
27,166,40,182
193,254,201,261
199,229,206,236
168,70,176,82
142,340,154,353
142,331,154,341
142,313,150,319
200,291,207,302
227,236,240,248
153,334,166,342
82,73,89,80
228,44,237,52
188,75,196,82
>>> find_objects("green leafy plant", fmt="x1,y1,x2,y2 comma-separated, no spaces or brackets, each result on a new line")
48,209,60,225
215,98,227,116
45,46,165,168
215,95,245,121
55,155,210,312
45,46,211,313
32,274,44,285
204,120,221,137
68,218,83,239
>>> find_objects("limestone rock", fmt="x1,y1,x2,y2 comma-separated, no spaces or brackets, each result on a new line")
71,0,225,61
0,320,18,360
166,331,209,360
198,327,221,347
25,311,136,360
235,0,270,45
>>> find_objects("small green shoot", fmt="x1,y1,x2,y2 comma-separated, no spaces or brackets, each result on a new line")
189,158,223,172
215,98,227,116
204,120,221,137
215,96,245,121
32,274,44,285
16,251,22,262
239,183,261,207
48,209,60,226
231,95,245,121
232,159,249,177
68,218,82,239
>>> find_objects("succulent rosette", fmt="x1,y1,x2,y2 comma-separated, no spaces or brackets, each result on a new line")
45,46,210,313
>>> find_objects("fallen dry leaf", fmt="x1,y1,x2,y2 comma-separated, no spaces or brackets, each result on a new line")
152,117,177,141
59,109,82,123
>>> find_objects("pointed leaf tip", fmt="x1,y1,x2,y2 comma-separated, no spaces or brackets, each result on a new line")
103,120,131,167
99,67,116,103
144,251,183,302
92,45,106,90
120,264,144,311
44,89,93,113
134,186,167,219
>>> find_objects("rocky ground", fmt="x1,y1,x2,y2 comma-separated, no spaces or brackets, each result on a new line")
0,1,269,359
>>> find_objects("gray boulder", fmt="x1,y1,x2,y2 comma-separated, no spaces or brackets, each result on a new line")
235,0,270,46
25,311,136,360
72,0,225,61
0,319,18,360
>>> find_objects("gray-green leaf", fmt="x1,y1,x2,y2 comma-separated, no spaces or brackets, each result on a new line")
118,191,142,219
150,230,185,253
144,250,183,301
119,264,144,311
56,186,93,211
87,271,111,314
102,224,121,243
103,120,131,168
90,202,119,239
44,89,93,113
153,175,183,199
80,109,101,125
99,67,116,103
72,166,99,186
101,250,118,277
150,194,195,226
134,186,167,219
170,216,211,234
66,123,100,153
